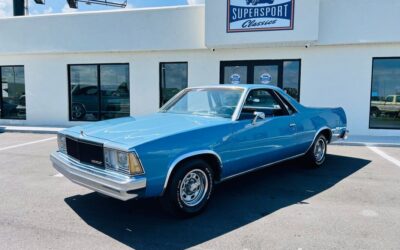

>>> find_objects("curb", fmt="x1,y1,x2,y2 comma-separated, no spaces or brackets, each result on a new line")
0,127,64,134
332,141,400,148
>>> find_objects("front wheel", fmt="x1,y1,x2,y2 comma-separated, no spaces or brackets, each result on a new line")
160,159,214,217
304,134,327,168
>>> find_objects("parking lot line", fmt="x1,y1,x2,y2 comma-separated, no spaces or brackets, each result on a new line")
367,146,400,168
0,137,56,152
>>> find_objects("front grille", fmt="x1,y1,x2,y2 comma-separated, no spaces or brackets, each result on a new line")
66,137,104,168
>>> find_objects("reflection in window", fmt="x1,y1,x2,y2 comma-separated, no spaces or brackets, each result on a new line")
100,65,130,120
283,61,300,101
69,64,130,121
1,66,26,120
160,62,188,107
370,58,400,129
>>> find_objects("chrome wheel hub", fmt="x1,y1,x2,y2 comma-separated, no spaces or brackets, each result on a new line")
179,169,208,207
314,138,326,162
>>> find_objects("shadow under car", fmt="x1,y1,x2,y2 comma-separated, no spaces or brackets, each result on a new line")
65,154,370,250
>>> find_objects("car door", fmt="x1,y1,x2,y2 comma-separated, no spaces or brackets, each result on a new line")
221,88,298,177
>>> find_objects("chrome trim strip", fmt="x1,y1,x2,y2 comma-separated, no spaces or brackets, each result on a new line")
220,153,305,182
304,126,331,153
161,150,223,194
66,135,104,147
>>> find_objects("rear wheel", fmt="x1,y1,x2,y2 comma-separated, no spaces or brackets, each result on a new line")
160,159,214,217
304,134,327,168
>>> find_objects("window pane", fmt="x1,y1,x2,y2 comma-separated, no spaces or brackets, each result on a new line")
241,89,286,119
283,61,300,101
70,65,99,121
254,65,279,86
224,66,247,84
100,65,130,120
1,66,26,120
160,63,188,106
370,58,400,129
163,88,243,118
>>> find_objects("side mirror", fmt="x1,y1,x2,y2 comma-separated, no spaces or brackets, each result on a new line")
252,111,266,125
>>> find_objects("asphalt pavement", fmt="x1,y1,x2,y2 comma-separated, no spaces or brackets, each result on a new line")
0,132,399,250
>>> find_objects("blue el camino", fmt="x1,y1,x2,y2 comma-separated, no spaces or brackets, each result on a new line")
51,85,348,217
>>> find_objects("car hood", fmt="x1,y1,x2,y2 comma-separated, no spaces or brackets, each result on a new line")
65,113,231,147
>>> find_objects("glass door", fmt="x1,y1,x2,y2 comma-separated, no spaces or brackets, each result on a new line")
253,64,280,86
220,60,300,101
223,65,248,84
220,60,283,87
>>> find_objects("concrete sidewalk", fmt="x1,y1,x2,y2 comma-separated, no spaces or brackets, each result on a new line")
332,135,400,147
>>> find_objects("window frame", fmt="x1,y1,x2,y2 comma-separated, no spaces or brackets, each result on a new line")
67,63,130,122
0,65,26,120
239,88,291,120
159,62,188,108
219,59,301,102
369,57,400,130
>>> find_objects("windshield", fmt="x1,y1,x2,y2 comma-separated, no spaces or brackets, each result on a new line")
161,88,244,118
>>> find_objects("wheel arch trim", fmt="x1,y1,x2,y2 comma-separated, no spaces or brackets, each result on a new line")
305,126,331,153
161,150,223,195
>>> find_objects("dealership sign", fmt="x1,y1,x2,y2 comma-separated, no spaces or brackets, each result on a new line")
227,0,295,33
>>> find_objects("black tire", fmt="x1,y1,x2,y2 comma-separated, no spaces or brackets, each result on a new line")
304,134,327,168
160,159,214,218
71,103,86,120
370,107,381,118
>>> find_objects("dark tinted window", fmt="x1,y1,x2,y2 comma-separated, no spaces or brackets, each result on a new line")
283,61,300,101
160,62,188,106
0,66,26,120
370,58,400,129
385,96,394,102
69,64,130,121
100,65,130,120
241,89,286,119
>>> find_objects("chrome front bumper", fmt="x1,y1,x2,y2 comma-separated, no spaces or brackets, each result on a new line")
50,152,146,201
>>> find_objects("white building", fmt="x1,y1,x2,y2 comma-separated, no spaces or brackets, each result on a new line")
0,0,399,136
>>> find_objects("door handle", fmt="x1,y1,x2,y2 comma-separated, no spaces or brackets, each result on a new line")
289,123,297,127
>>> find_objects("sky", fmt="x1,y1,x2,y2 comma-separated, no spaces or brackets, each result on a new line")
0,0,204,17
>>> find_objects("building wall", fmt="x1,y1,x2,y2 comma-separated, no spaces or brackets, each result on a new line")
0,6,206,54
1,43,400,136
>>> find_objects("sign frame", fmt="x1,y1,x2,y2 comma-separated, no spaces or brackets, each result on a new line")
226,0,295,33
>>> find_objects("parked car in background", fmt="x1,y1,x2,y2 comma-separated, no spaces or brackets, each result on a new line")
70,84,130,120
51,85,348,217
0,89,18,118
16,95,26,119
371,95,400,117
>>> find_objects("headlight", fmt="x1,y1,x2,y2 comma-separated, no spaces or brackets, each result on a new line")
104,148,144,176
57,134,67,154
